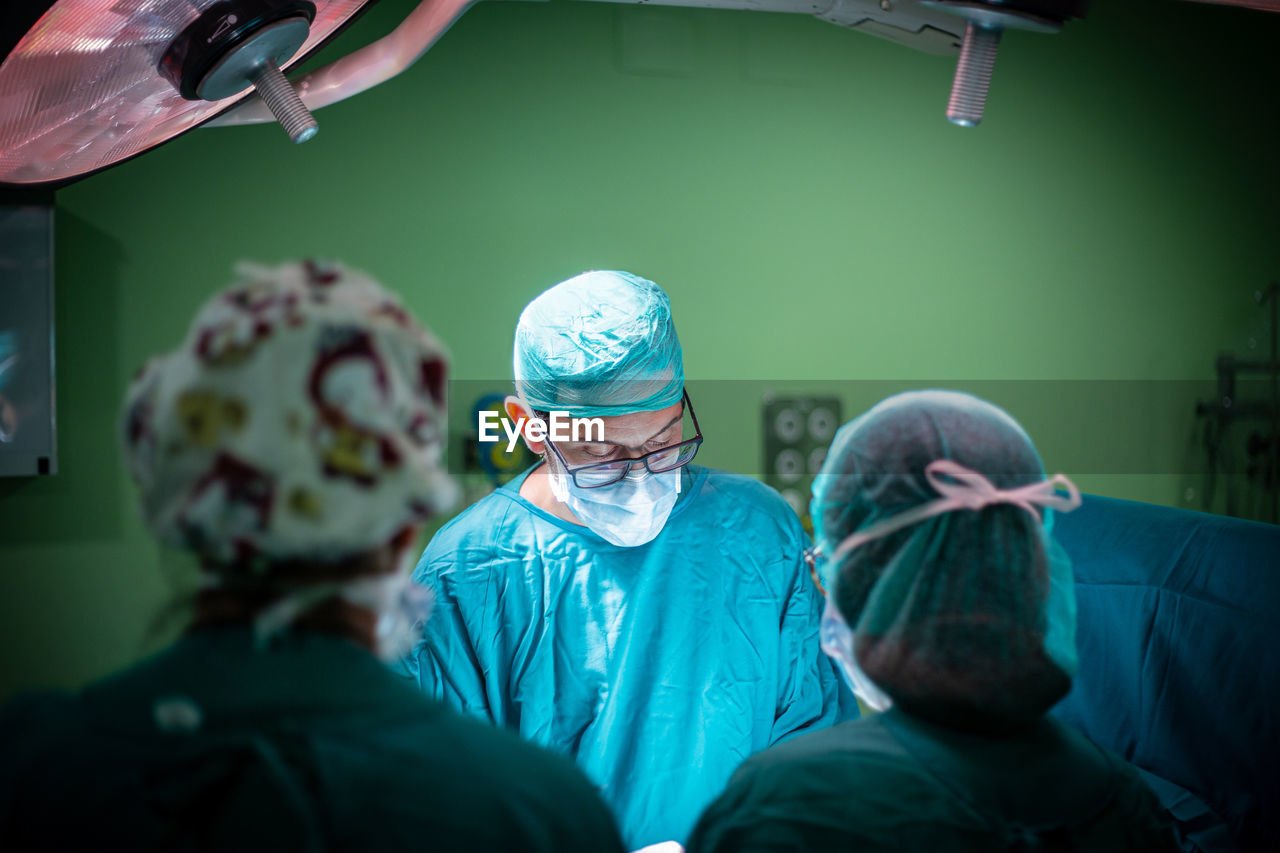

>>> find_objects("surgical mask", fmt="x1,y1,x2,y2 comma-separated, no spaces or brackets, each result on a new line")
547,455,681,547
820,599,894,712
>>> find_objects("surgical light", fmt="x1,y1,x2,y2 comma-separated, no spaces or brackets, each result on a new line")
0,0,370,186
920,1,1087,127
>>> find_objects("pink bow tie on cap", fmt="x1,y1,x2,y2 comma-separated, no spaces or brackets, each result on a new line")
830,459,1082,563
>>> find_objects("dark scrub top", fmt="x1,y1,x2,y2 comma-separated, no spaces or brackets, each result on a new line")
687,707,1177,853
0,626,624,853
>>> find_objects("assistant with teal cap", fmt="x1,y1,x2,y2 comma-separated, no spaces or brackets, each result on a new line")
687,390,1175,852
398,270,853,849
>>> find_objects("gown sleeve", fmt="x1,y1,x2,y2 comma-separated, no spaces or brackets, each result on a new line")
397,547,502,723
768,546,852,743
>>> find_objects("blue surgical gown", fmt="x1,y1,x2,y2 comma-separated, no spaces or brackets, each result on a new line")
399,464,852,848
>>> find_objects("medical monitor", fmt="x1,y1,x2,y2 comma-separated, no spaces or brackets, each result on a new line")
0,200,56,476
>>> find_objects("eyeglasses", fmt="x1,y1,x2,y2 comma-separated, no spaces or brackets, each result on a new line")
544,390,703,489
804,545,827,597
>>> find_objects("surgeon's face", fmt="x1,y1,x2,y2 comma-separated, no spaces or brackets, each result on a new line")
559,400,685,465
504,396,686,463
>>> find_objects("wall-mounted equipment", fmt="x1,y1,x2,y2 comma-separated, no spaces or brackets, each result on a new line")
0,199,57,477
762,393,841,533
1194,283,1279,524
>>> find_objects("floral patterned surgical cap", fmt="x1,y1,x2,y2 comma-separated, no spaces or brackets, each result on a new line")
120,260,456,570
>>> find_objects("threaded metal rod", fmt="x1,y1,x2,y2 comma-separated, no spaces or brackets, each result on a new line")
250,59,317,144
947,22,1001,127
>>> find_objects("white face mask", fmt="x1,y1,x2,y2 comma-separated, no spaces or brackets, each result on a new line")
547,455,681,547
820,599,893,712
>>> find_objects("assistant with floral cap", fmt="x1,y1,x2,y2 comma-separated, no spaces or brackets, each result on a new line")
0,259,625,853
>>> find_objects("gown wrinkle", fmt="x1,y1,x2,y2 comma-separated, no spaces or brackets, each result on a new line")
404,464,850,847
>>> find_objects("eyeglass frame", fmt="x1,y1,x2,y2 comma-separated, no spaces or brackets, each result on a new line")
540,390,704,489
803,545,828,597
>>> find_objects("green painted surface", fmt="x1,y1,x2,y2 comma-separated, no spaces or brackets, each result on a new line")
1,0,1277,700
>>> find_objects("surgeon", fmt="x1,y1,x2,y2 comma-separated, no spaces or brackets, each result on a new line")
400,270,850,849
0,260,624,852
686,390,1176,852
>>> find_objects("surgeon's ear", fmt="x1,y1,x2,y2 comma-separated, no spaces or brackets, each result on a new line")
503,395,545,455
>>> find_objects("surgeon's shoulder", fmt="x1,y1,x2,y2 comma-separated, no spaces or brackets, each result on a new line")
691,466,807,539
695,466,788,505
686,466,803,545
416,485,541,577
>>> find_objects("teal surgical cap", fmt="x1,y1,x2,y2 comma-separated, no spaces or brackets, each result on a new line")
514,270,684,417
811,390,1079,726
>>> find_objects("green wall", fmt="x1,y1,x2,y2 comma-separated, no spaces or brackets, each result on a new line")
1,0,1277,701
